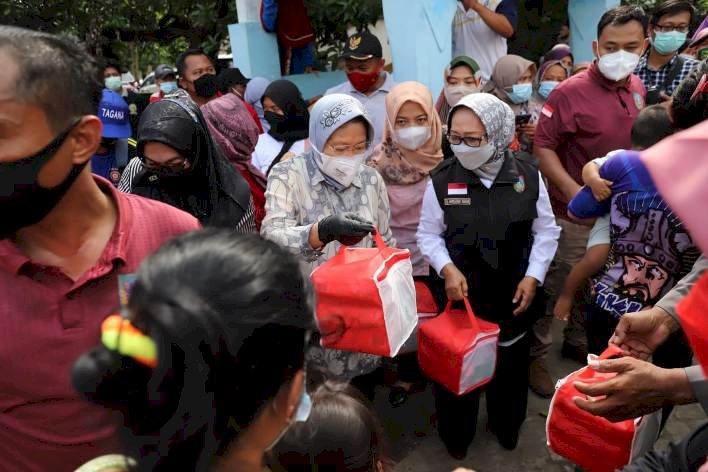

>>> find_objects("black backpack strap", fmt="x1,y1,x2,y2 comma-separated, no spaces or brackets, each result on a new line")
661,55,686,91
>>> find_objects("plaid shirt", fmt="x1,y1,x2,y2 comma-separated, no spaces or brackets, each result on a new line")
634,51,700,96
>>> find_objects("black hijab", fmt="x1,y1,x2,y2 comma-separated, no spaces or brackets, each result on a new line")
132,90,253,230
262,80,309,173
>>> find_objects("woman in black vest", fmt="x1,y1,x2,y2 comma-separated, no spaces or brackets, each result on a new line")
416,93,560,459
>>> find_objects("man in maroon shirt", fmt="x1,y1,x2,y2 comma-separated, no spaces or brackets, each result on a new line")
530,5,648,397
0,27,200,471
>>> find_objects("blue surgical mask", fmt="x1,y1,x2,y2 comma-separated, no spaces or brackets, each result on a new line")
538,81,559,99
653,31,687,55
159,81,178,94
507,83,532,104
104,76,122,92
265,375,312,451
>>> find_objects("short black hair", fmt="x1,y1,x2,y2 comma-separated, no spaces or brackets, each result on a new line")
101,58,122,75
72,230,314,471
597,5,648,39
176,48,212,77
0,26,102,132
671,59,708,130
650,0,695,26
631,104,674,150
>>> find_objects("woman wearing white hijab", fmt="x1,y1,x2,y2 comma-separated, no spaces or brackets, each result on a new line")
261,93,395,400
416,93,559,459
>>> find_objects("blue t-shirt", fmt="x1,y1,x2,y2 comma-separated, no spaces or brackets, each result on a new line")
91,149,122,187
568,151,699,318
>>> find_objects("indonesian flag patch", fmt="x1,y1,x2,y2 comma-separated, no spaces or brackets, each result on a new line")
541,103,554,118
448,183,467,195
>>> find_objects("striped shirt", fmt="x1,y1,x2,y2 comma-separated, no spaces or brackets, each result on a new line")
119,157,256,234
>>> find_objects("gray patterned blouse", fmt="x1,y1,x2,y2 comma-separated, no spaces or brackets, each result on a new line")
261,151,396,381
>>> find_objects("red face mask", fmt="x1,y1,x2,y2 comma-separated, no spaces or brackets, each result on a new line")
347,68,382,93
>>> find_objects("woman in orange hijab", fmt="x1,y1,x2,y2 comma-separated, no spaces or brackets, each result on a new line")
367,81,443,406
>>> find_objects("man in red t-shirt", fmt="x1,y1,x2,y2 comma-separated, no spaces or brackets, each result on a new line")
529,5,648,397
0,26,200,471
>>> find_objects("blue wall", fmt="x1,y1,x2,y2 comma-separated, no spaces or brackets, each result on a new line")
569,0,621,63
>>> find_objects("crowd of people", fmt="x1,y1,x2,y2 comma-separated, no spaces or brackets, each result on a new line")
1,0,707,471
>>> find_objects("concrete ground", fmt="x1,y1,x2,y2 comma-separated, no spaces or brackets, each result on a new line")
369,319,706,472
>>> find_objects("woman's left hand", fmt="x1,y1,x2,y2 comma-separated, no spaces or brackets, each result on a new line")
513,276,537,316
519,123,536,141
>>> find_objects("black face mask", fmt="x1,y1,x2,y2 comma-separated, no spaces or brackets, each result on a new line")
0,120,86,239
193,73,218,99
264,111,287,133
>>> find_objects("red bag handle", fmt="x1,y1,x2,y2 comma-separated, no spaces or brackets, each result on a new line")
372,228,387,249
337,227,387,250
578,345,625,379
444,297,480,331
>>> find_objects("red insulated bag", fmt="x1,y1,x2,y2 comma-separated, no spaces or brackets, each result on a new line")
546,346,660,472
418,297,500,395
311,231,417,357
398,280,439,354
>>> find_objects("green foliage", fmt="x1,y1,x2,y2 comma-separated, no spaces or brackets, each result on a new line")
1,0,235,79
306,0,384,69
508,0,569,63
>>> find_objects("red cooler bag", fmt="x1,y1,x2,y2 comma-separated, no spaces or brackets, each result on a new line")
546,346,659,472
311,231,417,357
399,280,439,354
418,298,500,395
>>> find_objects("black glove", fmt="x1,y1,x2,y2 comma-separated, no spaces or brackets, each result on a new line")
317,213,375,246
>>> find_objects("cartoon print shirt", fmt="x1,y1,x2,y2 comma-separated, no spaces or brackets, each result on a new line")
568,150,699,318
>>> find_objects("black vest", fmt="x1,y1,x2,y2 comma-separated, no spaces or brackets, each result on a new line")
431,151,544,340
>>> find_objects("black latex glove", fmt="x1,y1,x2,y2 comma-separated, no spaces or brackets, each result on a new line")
317,213,375,246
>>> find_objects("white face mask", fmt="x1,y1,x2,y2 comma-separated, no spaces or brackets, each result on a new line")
395,126,431,150
320,152,367,188
444,83,479,106
451,143,496,171
597,50,641,82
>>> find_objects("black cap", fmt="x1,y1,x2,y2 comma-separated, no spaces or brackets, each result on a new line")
154,64,176,80
341,31,382,61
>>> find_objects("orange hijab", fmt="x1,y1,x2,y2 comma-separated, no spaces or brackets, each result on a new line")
368,81,443,185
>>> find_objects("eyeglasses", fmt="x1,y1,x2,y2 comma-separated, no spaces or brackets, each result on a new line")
654,23,690,33
140,155,189,172
447,134,487,148
327,141,370,154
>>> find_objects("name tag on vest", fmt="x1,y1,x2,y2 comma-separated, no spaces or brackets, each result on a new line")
444,197,471,206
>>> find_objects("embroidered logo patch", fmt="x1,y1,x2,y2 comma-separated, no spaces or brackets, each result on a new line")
349,35,362,50
109,168,121,185
448,183,467,195
633,92,644,111
514,175,526,193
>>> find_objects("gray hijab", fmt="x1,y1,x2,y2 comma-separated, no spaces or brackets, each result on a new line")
309,93,374,154
449,93,515,180
308,93,375,191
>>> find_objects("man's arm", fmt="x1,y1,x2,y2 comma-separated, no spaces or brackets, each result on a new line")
536,145,582,203
656,255,708,321
466,0,515,38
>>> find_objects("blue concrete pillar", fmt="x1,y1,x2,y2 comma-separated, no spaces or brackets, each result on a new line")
568,0,621,63
382,0,457,97
228,23,281,81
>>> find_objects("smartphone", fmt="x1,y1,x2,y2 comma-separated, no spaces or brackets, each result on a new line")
645,86,662,105
515,114,532,125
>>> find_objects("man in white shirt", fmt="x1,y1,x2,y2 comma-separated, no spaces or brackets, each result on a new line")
452,0,519,82
325,31,396,146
